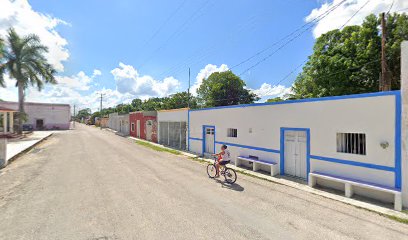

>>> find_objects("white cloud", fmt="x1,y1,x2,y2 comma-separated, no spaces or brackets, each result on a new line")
56,70,101,91
251,83,292,99
306,0,408,38
191,64,229,94
0,0,70,71
111,62,181,99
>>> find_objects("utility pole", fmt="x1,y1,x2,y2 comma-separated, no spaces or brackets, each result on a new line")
380,12,391,91
187,67,191,109
99,93,105,130
73,105,76,129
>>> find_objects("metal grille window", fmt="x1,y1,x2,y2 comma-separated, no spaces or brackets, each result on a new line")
227,128,238,138
336,133,366,155
131,123,135,132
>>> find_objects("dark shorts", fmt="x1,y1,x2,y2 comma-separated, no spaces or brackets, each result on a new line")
219,160,230,165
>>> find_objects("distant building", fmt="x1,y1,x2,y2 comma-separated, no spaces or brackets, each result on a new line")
0,101,70,130
129,111,157,142
108,113,129,136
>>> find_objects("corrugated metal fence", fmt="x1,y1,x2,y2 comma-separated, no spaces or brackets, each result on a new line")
159,121,187,150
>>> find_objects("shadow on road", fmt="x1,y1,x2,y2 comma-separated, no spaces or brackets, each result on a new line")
214,179,245,192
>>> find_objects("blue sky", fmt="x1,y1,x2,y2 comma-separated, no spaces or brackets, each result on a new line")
0,0,406,111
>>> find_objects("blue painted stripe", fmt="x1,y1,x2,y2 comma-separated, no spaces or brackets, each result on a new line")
187,109,190,151
395,92,401,188
190,137,203,141
190,90,400,112
214,141,280,153
310,155,396,172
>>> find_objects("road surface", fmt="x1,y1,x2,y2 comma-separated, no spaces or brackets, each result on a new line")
0,124,407,240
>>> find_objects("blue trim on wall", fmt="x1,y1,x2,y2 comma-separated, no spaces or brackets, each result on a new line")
310,155,396,173
190,91,400,112
190,137,203,141
280,128,311,180
395,91,401,189
214,141,280,153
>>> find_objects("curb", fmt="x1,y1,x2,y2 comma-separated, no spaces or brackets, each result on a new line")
5,133,53,167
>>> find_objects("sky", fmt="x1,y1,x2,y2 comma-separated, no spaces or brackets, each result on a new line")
0,0,407,112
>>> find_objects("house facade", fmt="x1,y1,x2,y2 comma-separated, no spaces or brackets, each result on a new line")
189,91,405,207
108,113,129,136
157,108,188,150
129,111,157,142
0,101,70,130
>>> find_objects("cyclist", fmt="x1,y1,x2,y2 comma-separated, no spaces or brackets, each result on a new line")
212,144,231,178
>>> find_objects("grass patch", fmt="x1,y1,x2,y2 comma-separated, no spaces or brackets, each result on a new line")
135,140,181,155
384,214,408,224
188,156,209,164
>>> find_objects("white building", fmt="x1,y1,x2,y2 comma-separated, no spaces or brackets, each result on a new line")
108,113,129,136
188,42,408,210
157,108,188,150
0,101,70,130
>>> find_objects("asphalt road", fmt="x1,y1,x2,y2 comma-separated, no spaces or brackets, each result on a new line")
0,124,407,240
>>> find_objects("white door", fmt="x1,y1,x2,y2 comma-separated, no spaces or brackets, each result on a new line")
284,130,307,179
204,127,215,154
136,120,141,138
146,120,153,141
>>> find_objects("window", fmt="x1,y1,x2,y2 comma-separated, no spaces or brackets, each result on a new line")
337,133,366,155
227,128,238,138
131,123,135,132
206,128,214,135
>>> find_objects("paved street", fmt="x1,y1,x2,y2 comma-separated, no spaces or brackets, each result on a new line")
0,124,407,240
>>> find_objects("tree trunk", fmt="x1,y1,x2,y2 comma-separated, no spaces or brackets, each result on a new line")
17,81,24,134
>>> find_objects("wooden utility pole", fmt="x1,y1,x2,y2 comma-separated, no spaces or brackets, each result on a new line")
380,12,391,91
99,93,105,130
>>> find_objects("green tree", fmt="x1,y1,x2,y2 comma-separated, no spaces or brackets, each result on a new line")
76,108,91,122
291,13,408,99
197,71,259,107
162,92,198,109
0,28,57,133
266,97,284,103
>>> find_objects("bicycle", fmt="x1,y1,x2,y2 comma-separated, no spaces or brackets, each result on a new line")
207,156,237,184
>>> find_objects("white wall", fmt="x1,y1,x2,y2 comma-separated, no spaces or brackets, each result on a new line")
0,102,70,129
108,113,129,135
401,41,408,208
157,109,188,122
189,93,401,205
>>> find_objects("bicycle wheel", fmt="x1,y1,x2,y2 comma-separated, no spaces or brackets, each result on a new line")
207,164,217,178
224,168,237,184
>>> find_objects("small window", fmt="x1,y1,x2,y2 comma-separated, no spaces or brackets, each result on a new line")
337,133,366,155
227,128,238,138
131,123,135,132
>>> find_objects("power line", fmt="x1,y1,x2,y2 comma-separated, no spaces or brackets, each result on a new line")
230,0,348,71
139,0,212,70
140,0,187,50
264,0,371,88
340,0,370,30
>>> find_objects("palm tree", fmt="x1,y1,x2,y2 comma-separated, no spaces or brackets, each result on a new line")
0,28,57,134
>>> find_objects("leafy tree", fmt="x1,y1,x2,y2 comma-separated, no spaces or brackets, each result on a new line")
266,97,284,103
162,92,198,109
0,28,57,133
76,108,91,121
291,13,408,99
197,71,259,107
131,98,143,111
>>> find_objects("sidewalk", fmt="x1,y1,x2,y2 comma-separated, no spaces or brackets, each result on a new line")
6,131,54,161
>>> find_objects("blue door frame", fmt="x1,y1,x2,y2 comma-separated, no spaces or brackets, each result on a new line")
202,125,216,155
280,128,311,181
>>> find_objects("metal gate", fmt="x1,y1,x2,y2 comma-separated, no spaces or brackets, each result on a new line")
158,121,187,150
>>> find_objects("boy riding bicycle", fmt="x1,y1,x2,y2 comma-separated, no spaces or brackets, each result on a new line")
212,144,231,178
